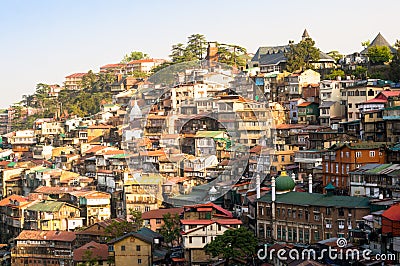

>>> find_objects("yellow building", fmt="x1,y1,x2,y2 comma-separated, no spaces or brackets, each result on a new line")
24,200,83,231
108,228,165,266
123,173,164,219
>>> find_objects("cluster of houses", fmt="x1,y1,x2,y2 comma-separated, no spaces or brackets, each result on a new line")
0,30,400,265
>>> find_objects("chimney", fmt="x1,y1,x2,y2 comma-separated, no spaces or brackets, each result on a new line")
256,174,261,199
206,42,218,62
291,173,296,191
271,176,276,202
308,174,313,193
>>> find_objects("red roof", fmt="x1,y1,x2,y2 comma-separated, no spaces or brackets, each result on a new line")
100,63,125,69
184,202,233,218
197,207,213,212
65,73,87,78
275,124,305,130
73,241,108,262
142,207,183,220
0,195,28,206
127,59,163,64
181,220,214,225
364,98,387,103
85,145,108,154
297,102,313,107
16,230,76,242
381,90,400,98
382,204,400,221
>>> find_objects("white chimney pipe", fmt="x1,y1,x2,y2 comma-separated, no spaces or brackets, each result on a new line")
308,174,313,194
256,174,261,199
291,173,296,191
271,176,276,202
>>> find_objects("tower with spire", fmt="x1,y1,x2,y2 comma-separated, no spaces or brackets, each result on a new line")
302,29,310,41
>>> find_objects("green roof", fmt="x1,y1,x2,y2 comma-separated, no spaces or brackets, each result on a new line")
324,183,336,190
7,162,16,167
258,191,370,208
195,131,226,139
27,200,66,212
110,153,130,159
276,174,295,191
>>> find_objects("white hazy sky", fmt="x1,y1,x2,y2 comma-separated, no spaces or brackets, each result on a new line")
0,0,399,108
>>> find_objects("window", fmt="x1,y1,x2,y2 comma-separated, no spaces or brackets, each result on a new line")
156,219,161,224
121,245,125,251
281,156,285,162
370,151,375,157
136,245,141,251
314,214,320,221
202,236,206,243
138,259,142,264
189,237,193,244
335,163,339,173
298,210,303,219
356,151,362,158
346,152,350,158
314,230,320,241
326,207,332,215
348,103,352,108
338,220,345,229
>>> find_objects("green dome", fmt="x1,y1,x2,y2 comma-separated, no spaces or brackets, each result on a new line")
276,172,295,192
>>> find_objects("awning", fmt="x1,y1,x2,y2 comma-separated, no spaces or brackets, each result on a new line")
285,164,299,170
197,207,212,212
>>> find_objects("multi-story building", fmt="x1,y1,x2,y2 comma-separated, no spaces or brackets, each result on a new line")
142,207,183,232
0,195,32,243
126,59,165,74
11,230,76,266
9,130,36,154
123,173,164,217
349,164,400,199
319,101,341,127
297,102,319,124
64,73,86,90
108,227,165,266
73,241,109,265
322,142,386,195
181,202,242,264
24,200,82,231
256,173,370,243
381,204,400,260
75,218,126,247
71,190,111,226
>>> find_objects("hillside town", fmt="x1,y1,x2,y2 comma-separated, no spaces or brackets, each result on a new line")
0,30,400,266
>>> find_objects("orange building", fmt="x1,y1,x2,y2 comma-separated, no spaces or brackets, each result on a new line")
322,142,386,195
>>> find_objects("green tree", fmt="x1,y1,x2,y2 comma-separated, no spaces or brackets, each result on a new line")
285,38,320,72
389,40,400,82
205,226,257,266
80,70,98,91
327,50,343,63
78,250,102,266
361,40,371,48
129,209,143,229
159,213,181,247
170,43,191,63
186,33,207,60
121,51,149,63
218,44,247,67
353,66,368,79
104,220,137,240
326,69,345,80
169,34,248,68
367,45,393,65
